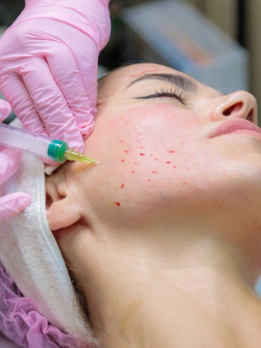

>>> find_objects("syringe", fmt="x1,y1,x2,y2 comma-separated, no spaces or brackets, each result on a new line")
0,123,99,164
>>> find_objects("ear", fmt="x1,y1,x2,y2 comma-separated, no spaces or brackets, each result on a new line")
45,181,82,231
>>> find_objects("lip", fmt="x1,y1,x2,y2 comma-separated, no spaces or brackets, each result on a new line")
209,119,261,139
224,129,261,140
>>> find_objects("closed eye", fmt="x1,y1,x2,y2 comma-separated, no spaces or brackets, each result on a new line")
133,87,188,106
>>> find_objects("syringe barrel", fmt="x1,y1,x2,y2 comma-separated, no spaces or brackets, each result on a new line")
0,123,52,159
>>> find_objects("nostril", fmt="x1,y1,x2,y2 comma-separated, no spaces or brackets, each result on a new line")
223,102,243,116
247,108,254,122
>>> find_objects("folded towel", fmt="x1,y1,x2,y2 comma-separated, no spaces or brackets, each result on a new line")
0,331,21,348
0,119,99,347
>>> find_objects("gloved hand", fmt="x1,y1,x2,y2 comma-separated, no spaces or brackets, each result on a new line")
0,0,111,164
0,100,31,222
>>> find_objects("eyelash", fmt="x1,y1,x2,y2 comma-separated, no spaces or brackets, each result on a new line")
135,86,188,106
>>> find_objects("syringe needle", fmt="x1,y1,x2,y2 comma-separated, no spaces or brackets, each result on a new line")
65,149,100,164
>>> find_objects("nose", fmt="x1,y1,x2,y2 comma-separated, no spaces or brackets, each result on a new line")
211,91,258,124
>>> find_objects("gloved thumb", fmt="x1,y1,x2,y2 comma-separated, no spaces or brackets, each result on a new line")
0,193,31,222
0,100,11,122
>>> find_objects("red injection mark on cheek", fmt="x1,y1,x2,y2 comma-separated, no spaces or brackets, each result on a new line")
121,184,124,188
122,160,124,162
140,153,144,156
125,150,129,153
169,150,175,153
114,202,121,206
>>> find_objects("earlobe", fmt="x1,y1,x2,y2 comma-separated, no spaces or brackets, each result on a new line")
46,196,82,231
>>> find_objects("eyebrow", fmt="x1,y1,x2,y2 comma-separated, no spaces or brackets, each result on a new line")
126,73,198,92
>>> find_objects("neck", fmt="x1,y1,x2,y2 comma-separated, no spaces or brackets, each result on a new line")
96,275,261,348
75,233,261,348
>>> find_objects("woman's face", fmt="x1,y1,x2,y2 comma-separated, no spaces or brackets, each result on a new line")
47,63,261,257
45,64,261,337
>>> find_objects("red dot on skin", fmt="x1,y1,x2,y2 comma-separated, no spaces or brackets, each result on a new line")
121,117,124,119
140,147,143,149
150,154,154,157
114,202,121,206
173,166,177,168
122,160,124,162
131,171,135,173
155,158,158,161
183,181,187,184
166,162,171,164
152,171,156,174
140,153,144,156
169,150,175,153
125,150,129,153
186,167,189,170
148,179,151,182
121,140,124,143
121,184,124,188
135,162,138,164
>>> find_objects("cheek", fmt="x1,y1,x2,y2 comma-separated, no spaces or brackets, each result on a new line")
87,105,210,225
110,104,199,148
113,105,202,178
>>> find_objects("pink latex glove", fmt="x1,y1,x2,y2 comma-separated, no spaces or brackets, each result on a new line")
0,100,31,222
0,0,111,165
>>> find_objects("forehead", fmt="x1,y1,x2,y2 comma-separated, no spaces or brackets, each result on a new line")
98,63,221,98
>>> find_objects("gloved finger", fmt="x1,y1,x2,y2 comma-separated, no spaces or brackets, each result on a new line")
0,74,60,165
22,58,85,153
0,99,11,122
46,42,94,137
0,72,47,135
64,31,99,138
0,192,31,222
0,148,22,185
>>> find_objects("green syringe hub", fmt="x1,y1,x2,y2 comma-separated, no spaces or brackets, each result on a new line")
47,140,68,162
47,140,98,163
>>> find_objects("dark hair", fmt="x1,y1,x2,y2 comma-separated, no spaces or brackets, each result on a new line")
73,278,92,326
66,263,97,340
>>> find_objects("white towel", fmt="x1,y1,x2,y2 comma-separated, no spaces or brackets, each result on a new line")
0,119,98,346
